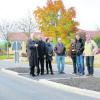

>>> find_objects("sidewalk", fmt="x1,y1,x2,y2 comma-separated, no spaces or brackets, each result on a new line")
0,60,100,76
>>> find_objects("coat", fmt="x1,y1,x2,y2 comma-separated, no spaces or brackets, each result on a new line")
54,42,66,56
27,39,38,67
69,42,76,57
46,43,53,61
37,40,46,58
84,40,98,56
76,39,84,56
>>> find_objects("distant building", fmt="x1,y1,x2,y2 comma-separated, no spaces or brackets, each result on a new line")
79,29,100,37
8,32,28,55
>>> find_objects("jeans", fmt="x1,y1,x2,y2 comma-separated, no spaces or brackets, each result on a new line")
86,56,94,75
56,55,65,73
76,54,84,74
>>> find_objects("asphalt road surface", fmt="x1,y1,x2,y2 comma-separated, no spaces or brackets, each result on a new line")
0,70,98,100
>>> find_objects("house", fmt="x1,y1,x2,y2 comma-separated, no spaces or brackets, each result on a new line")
8,32,28,55
78,29,100,37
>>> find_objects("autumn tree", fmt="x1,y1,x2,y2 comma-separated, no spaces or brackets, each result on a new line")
34,0,79,48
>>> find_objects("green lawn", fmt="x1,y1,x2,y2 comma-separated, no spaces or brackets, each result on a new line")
0,55,14,60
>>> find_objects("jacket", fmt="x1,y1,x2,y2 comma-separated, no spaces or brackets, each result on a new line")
54,43,66,56
69,42,76,57
27,39,38,67
84,40,98,56
46,42,53,61
76,38,84,56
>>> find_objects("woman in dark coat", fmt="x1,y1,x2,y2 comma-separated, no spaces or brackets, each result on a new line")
27,35,39,77
69,39,77,74
45,38,53,75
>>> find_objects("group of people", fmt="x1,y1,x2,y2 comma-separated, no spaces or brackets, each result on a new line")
27,32,98,77
69,33,98,76
27,34,54,77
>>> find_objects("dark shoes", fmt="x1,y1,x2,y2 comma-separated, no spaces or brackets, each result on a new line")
86,74,93,76
30,73,36,77
59,72,65,74
47,72,54,75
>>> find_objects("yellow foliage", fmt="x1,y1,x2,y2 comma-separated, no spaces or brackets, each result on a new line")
34,0,79,49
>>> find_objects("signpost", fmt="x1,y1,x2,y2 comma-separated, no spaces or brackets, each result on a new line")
12,41,22,63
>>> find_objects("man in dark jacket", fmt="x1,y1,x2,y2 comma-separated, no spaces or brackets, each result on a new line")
37,36,46,75
75,34,84,75
27,34,39,77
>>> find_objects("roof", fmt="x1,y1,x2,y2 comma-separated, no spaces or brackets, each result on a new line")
79,29,100,37
8,32,28,41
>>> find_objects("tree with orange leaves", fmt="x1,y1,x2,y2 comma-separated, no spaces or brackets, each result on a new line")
34,0,79,48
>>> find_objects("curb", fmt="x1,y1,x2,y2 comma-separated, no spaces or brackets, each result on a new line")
1,68,100,99
39,79,100,99
1,68,18,75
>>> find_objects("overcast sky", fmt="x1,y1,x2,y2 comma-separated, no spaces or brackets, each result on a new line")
0,0,100,30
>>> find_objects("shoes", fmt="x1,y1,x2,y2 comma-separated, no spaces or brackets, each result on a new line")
77,73,84,76
86,74,90,76
59,72,65,74
72,72,77,75
86,74,93,76
30,74,36,77
41,73,44,75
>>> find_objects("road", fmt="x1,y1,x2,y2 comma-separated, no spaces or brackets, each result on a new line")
0,70,98,100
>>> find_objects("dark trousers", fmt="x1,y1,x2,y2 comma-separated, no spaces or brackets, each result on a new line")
86,56,94,75
71,56,77,73
30,66,35,75
29,59,35,75
46,60,53,74
38,57,44,75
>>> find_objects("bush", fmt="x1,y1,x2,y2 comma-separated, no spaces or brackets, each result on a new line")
21,53,27,57
94,35,100,48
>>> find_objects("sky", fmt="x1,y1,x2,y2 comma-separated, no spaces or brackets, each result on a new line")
0,0,100,30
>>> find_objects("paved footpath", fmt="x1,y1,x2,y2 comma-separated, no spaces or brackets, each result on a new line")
0,60,100,77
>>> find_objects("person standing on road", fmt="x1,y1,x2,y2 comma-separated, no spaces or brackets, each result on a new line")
45,38,54,75
69,39,77,74
27,34,39,77
37,36,46,75
84,34,98,76
54,38,66,74
75,34,84,75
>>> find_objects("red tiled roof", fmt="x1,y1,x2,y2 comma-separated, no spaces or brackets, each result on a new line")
79,29,100,37
8,32,28,41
